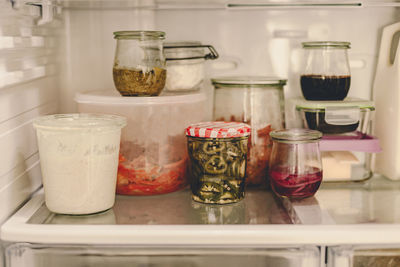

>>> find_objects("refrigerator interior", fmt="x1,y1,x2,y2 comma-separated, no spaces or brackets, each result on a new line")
328,245,400,267
3,0,400,266
6,243,320,267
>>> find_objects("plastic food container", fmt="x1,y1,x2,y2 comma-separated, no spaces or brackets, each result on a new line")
33,113,126,215
186,122,251,204
269,129,323,199
295,98,375,136
212,76,286,187
75,90,207,196
319,135,381,182
164,42,218,92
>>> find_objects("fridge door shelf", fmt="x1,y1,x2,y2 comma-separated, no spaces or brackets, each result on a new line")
3,176,400,246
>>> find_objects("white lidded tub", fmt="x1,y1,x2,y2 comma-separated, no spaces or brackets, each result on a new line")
33,113,126,215
75,90,207,196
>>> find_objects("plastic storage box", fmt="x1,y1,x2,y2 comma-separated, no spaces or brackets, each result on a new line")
295,98,375,136
319,136,381,182
75,90,207,196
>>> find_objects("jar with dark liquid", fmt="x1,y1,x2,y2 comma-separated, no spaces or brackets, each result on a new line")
269,129,323,199
300,41,351,101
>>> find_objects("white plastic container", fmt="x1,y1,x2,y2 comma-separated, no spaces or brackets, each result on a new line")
33,114,126,215
319,136,381,182
75,90,207,196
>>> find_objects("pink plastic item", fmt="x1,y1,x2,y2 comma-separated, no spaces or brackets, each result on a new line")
320,134,381,153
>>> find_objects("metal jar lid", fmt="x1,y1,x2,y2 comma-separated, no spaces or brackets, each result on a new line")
186,121,251,138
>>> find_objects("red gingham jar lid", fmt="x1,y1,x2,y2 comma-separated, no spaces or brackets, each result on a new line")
186,121,251,138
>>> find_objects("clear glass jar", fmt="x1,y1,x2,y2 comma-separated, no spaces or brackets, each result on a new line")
112,31,166,96
186,122,251,204
300,41,351,101
269,129,323,199
212,76,286,187
164,42,218,92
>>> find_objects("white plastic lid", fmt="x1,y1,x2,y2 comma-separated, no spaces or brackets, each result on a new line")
33,113,127,131
75,90,207,105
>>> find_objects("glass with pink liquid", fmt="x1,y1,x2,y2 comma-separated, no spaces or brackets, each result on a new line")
269,129,323,199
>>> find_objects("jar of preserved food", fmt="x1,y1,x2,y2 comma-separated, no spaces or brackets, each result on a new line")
212,76,286,187
164,42,218,92
269,129,323,199
300,41,351,101
113,31,166,96
186,122,251,204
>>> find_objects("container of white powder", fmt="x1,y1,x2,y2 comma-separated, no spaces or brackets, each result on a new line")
33,113,126,215
164,41,218,92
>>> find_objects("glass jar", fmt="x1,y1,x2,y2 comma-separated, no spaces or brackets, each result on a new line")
269,129,323,199
112,31,166,96
300,41,351,101
164,42,218,92
212,76,287,187
186,122,251,204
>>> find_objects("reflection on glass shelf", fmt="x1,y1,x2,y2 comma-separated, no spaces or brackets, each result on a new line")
284,175,400,225
28,189,292,225
27,175,400,226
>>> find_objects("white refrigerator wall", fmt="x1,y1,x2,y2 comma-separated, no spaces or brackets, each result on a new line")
0,1,59,224
58,7,156,112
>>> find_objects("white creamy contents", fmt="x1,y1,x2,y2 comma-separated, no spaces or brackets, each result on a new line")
37,128,121,215
165,59,204,91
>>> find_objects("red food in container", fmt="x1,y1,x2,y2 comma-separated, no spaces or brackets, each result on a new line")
75,89,207,195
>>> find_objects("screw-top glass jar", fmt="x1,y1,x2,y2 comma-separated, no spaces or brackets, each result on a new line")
186,122,251,204
269,129,323,199
112,31,166,96
300,41,351,101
